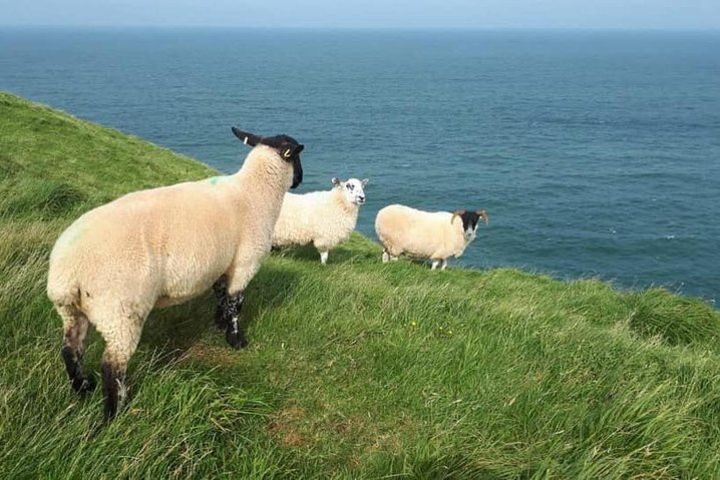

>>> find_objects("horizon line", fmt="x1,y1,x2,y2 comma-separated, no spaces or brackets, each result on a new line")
1,24,719,32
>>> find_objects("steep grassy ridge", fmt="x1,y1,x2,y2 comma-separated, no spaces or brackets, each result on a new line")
1,92,719,478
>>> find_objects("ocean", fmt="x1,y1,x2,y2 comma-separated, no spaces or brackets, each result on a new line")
1,28,718,301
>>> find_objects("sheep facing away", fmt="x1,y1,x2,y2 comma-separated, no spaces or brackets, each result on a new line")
47,128,304,419
375,205,489,270
272,177,368,264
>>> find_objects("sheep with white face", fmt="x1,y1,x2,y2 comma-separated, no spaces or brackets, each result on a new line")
272,177,368,264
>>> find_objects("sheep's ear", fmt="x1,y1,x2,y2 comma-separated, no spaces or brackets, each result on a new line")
361,178,369,187
451,210,465,224
477,209,489,225
331,177,341,187
282,143,304,159
231,127,261,147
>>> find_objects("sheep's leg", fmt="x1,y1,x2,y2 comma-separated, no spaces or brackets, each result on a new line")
319,250,329,265
441,259,448,270
98,317,143,420
223,258,258,349
385,250,400,262
224,292,248,350
101,360,127,420
59,305,95,394
212,276,229,330
431,260,440,270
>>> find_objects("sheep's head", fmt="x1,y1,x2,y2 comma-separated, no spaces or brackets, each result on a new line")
332,177,368,205
451,209,489,243
231,127,304,189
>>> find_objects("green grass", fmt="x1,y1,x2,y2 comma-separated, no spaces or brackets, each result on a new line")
1,91,720,479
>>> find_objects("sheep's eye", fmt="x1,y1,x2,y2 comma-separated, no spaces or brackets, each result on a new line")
347,184,354,190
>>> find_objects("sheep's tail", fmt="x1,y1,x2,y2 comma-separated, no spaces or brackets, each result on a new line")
47,279,82,311
47,257,83,312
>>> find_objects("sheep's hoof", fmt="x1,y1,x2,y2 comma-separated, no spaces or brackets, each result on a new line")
226,330,248,350
72,375,96,395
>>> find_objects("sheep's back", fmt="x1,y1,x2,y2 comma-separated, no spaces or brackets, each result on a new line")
48,179,240,307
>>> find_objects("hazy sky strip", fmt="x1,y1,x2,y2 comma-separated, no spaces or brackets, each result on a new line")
0,0,719,29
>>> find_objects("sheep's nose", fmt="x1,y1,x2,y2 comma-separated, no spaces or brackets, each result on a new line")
358,196,365,203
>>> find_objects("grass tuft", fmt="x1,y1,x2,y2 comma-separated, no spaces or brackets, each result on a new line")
628,289,720,347
1,178,88,218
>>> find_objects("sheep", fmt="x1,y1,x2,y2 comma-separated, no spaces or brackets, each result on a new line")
46,127,304,419
271,177,368,264
375,205,489,270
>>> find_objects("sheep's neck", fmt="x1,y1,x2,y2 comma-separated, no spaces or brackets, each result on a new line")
449,221,468,257
332,189,360,218
237,159,288,198
228,152,291,237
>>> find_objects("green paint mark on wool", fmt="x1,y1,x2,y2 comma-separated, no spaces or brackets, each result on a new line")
208,176,232,186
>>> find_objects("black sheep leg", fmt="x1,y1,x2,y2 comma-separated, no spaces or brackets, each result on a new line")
98,319,143,421
101,360,127,420
224,292,248,349
60,308,95,395
212,277,229,330
61,347,95,395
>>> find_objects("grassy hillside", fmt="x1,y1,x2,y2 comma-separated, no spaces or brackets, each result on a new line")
1,92,720,479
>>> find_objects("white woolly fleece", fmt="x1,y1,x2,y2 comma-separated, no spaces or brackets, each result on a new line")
271,178,366,263
375,204,477,264
47,144,294,362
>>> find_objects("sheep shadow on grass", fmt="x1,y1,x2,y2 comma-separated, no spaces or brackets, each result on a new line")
115,266,303,414
140,264,303,361
141,292,216,359
271,242,378,265
244,263,304,317
271,244,323,263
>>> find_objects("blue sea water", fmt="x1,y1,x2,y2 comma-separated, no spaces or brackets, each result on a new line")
1,28,718,301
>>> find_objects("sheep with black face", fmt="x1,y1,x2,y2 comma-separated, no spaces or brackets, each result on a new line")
47,127,304,419
375,204,489,270
271,177,368,264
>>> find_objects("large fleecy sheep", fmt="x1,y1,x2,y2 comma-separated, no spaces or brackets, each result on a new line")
272,177,368,264
46,128,304,419
375,204,489,270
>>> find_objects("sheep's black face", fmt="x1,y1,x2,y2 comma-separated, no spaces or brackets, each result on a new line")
452,209,490,242
460,211,480,231
231,128,304,189
259,134,304,189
